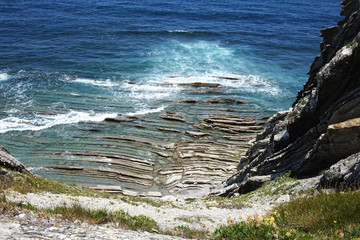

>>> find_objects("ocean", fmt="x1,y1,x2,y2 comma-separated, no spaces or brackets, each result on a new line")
0,0,341,193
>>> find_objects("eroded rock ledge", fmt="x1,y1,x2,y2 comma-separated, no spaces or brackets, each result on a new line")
0,146,27,173
224,0,360,196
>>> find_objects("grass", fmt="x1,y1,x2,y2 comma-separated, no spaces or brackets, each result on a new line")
205,195,246,209
213,217,313,239
346,40,358,50
0,168,207,238
212,191,360,239
0,168,109,198
1,168,178,209
205,172,299,208
9,200,37,211
0,195,160,233
1,196,208,238
3,167,360,239
47,205,159,232
274,191,360,238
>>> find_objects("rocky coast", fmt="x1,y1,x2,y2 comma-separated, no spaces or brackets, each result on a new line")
1,0,360,239
224,0,360,196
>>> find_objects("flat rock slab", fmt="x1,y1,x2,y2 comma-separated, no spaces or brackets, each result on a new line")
177,99,198,103
160,115,186,122
178,82,222,88
105,117,135,122
206,98,236,104
185,131,211,138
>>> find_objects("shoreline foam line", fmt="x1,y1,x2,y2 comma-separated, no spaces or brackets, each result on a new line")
0,111,118,133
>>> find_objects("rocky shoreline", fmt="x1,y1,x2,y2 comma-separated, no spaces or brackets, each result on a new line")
224,0,360,196
16,95,268,198
1,1,360,239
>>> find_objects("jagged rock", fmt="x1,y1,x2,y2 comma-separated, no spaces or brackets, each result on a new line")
0,146,27,173
319,152,360,189
224,1,360,196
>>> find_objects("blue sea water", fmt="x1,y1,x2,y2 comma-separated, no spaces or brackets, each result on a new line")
0,0,341,186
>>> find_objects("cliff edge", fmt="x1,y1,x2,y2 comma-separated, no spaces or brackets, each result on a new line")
224,0,360,195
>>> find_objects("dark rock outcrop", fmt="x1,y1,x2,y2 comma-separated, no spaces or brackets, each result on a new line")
0,146,27,173
224,0,360,195
319,152,360,189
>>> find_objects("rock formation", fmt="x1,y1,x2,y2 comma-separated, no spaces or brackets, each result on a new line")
224,0,360,195
0,146,27,173
319,152,360,189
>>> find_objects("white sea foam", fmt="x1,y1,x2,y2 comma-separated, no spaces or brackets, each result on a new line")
141,40,283,95
126,106,166,116
71,78,117,87
27,166,50,172
0,110,118,133
0,73,10,81
147,73,281,96
128,84,181,100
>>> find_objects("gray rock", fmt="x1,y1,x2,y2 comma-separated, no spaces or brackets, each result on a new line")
224,1,360,196
319,152,360,189
0,146,27,173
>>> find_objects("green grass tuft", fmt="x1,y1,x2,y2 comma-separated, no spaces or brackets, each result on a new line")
212,191,360,239
274,191,360,237
213,219,313,240
46,204,159,232
0,169,109,198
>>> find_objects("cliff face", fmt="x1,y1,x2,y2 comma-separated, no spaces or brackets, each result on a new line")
224,0,360,195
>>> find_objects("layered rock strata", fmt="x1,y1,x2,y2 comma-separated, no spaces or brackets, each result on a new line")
0,146,27,173
224,0,360,195
4,77,267,198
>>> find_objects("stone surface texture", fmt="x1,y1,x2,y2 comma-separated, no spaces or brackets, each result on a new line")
0,146,27,173
319,152,360,189
225,0,360,195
